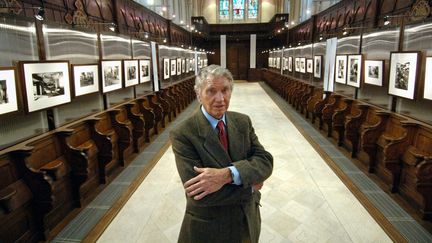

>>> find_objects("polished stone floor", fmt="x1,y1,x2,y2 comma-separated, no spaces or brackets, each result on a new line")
97,82,392,243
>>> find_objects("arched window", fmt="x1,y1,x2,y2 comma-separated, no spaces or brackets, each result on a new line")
219,0,259,22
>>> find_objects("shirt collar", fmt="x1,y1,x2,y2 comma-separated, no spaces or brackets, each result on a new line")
201,105,226,130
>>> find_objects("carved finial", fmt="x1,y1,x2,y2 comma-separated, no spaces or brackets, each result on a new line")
410,0,430,21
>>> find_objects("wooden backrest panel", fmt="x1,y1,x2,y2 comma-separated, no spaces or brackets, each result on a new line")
26,137,63,170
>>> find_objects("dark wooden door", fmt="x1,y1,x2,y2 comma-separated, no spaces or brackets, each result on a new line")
226,42,249,80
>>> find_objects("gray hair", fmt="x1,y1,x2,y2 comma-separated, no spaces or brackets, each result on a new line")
194,64,234,94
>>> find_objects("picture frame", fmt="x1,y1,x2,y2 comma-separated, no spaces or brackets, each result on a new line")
181,58,186,73
72,64,100,97
170,59,177,76
306,59,313,73
200,59,205,69
314,55,322,78
204,59,208,67
268,57,272,67
424,57,432,100
276,57,281,69
101,60,122,93
176,58,181,75
20,60,71,113
388,52,420,100
186,58,191,73
0,67,19,115
139,59,151,83
299,57,306,73
198,57,202,68
123,60,139,87
335,55,347,84
295,58,300,72
364,60,384,87
288,56,293,72
347,55,362,88
163,58,170,79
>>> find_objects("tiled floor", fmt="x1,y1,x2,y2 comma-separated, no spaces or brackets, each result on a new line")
97,82,393,242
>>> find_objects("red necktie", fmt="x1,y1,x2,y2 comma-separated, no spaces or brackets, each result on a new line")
217,120,229,151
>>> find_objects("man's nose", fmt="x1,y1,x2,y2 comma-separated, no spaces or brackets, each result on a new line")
215,91,224,101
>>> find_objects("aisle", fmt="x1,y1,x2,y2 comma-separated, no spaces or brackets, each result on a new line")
97,82,391,243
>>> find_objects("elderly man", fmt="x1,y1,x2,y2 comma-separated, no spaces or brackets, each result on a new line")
170,65,273,243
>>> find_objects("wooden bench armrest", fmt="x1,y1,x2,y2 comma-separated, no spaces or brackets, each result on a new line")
382,134,404,143
40,160,63,181
0,187,17,213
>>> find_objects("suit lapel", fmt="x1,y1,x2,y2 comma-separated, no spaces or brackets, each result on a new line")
226,112,245,162
194,111,231,167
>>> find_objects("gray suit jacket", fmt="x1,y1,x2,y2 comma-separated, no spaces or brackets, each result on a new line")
170,110,273,243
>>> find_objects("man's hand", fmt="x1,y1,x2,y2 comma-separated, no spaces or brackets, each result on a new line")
184,166,232,200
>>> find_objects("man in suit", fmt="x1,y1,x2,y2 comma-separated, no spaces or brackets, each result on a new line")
170,65,273,243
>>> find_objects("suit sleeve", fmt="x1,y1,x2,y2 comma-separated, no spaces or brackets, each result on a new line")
170,129,252,207
231,116,273,188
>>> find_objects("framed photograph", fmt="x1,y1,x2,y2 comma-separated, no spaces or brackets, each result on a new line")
276,57,280,69
300,57,306,73
388,52,420,100
181,59,186,73
139,59,151,83
295,58,300,72
314,55,322,78
20,61,71,113
0,67,19,115
335,55,347,84
123,60,139,87
186,58,191,73
364,60,383,86
72,64,99,97
101,60,122,93
200,59,205,69
190,59,194,71
268,57,272,67
176,58,181,74
163,58,170,79
288,56,293,72
204,59,208,67
170,59,177,76
424,57,432,100
347,55,362,88
198,57,202,68
306,59,313,73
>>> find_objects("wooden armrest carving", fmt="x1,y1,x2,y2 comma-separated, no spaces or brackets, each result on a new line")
416,159,432,181
0,187,17,213
381,134,402,143
40,160,63,181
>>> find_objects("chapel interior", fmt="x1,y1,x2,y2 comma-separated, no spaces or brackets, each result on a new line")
1,0,432,242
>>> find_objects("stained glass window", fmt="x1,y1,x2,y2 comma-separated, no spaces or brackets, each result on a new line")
220,0,230,20
248,0,258,19
233,0,245,19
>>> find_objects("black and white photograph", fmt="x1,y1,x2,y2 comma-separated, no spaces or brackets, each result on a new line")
204,59,208,67
186,58,190,73
200,59,205,69
177,58,182,74
190,59,194,71
268,57,272,67
72,64,100,97
288,56,293,72
101,60,122,93
276,57,281,69
388,52,419,100
335,55,347,84
364,60,383,86
198,57,202,68
139,59,151,83
0,67,18,115
21,61,71,112
171,59,177,76
163,58,170,79
347,55,362,88
306,59,313,73
300,57,306,73
424,57,432,100
124,60,139,87
295,58,300,72
314,55,322,78
181,59,186,73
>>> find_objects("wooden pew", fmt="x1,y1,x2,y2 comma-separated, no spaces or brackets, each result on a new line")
147,94,164,132
89,115,120,184
0,153,37,242
10,133,75,240
344,103,370,157
358,107,391,172
322,93,342,137
58,122,100,207
108,107,134,166
124,102,146,152
331,97,354,146
136,97,156,142
374,116,416,192
399,124,432,220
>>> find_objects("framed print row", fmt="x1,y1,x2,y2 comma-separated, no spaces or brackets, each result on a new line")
162,57,194,80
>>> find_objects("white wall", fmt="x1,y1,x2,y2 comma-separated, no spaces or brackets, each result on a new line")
261,0,277,22
202,0,218,23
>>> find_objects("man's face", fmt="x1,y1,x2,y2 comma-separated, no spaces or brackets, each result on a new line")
198,76,232,119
